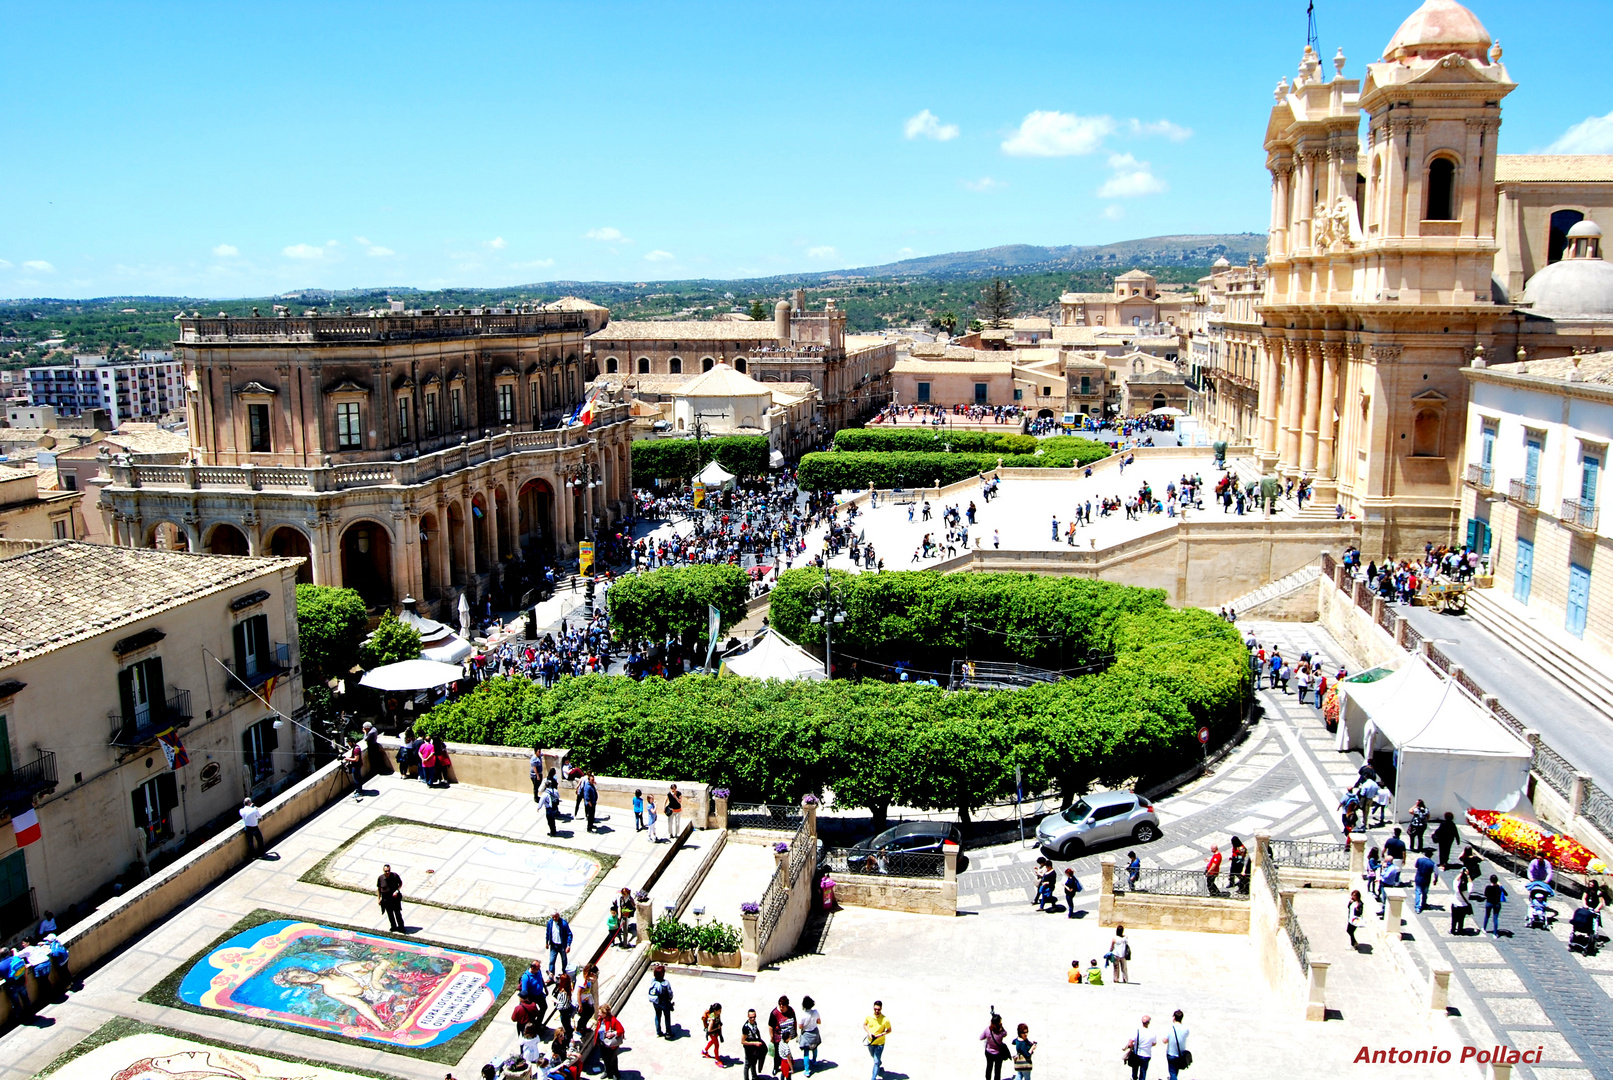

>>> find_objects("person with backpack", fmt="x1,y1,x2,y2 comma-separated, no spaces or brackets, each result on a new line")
741,1008,767,1080
1062,869,1082,918
1109,926,1133,983
649,964,675,1038
542,782,562,837
545,912,572,975
1163,1011,1191,1080
702,1002,725,1064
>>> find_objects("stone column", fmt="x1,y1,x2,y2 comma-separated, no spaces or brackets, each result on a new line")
1280,345,1305,473
1300,342,1323,474
1305,957,1329,1021
943,842,959,882
1429,966,1452,1014
1349,835,1367,875
1099,855,1116,925
1317,343,1341,496
804,798,818,839
1295,153,1316,251
1258,347,1280,467
1385,893,1405,942
713,793,730,830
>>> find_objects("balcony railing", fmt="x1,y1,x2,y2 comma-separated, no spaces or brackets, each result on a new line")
1508,478,1540,508
0,751,57,806
1465,463,1493,489
109,689,193,746
1562,497,1599,532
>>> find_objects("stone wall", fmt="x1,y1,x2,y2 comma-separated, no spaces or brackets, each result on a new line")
1316,574,1401,670
832,873,957,916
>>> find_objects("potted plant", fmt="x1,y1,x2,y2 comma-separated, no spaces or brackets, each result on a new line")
694,919,744,968
647,916,694,964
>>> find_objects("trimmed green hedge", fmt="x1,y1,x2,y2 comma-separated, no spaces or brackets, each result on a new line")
632,435,770,480
607,565,751,643
797,435,1111,490
414,574,1248,819
833,428,1039,455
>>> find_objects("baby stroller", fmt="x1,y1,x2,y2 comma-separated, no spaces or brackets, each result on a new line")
1525,882,1556,930
1569,906,1602,956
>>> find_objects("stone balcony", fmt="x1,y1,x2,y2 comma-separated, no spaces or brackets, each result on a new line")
107,404,629,494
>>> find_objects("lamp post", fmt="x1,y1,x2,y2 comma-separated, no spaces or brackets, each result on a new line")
808,570,846,678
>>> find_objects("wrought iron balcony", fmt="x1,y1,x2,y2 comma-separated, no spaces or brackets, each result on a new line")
1508,479,1540,508
1465,463,1493,490
1562,497,1599,533
109,689,193,747
228,643,293,696
0,751,57,807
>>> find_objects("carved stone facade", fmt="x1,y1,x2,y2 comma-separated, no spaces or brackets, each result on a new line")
97,310,633,613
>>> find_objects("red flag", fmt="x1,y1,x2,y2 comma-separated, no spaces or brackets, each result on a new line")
11,808,40,847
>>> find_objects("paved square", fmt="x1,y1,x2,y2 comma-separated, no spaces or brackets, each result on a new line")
316,820,608,921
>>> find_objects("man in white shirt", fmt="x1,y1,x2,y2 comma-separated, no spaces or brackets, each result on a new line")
1130,1014,1157,1080
240,798,265,859
1164,1009,1190,1080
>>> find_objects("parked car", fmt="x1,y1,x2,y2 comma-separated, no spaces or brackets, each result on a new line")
844,821,962,874
1036,791,1159,858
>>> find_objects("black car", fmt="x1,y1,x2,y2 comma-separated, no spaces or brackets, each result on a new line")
844,821,962,874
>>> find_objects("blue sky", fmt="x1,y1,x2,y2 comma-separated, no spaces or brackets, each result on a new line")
4,0,1612,299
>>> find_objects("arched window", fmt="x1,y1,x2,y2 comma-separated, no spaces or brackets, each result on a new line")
637,358,650,375
1548,209,1586,265
734,357,747,374
1426,157,1457,221
1412,409,1442,457
702,357,715,372
605,356,618,374
669,357,683,374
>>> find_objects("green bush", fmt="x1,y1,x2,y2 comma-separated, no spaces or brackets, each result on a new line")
632,435,770,480
360,609,423,668
295,584,369,680
797,435,1110,490
694,919,743,953
832,428,1038,455
413,574,1249,821
606,565,751,644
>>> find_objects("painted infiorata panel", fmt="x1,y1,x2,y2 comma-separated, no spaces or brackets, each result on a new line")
176,920,502,1048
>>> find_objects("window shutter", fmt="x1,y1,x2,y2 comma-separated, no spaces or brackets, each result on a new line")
233,622,248,678
265,720,280,754
242,728,256,764
131,787,150,829
118,667,136,726
253,615,271,672
158,773,179,811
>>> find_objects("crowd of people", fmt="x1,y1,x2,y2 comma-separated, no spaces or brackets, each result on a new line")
873,402,1026,427
1338,541,1485,603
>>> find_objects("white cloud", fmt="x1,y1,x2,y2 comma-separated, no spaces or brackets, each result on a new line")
282,243,326,260
961,177,1006,192
1546,110,1613,154
904,109,960,142
0,259,11,270
1129,118,1193,142
365,245,396,258
487,236,508,250
586,227,628,243
644,249,675,262
1098,153,1167,198
22,260,54,272
1103,204,1125,220
212,243,239,257
896,247,915,258
1002,110,1115,157
511,258,556,270
806,245,838,260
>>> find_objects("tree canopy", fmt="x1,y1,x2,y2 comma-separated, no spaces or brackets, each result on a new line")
360,609,423,668
631,435,770,480
295,584,369,680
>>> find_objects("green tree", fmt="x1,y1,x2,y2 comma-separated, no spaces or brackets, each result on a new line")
976,277,1016,329
748,299,770,321
360,609,423,668
606,565,751,645
295,584,369,680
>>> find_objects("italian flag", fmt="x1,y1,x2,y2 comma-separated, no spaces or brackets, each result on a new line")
11,808,40,847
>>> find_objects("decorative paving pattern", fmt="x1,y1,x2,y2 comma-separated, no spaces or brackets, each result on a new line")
309,817,608,922
47,1030,381,1080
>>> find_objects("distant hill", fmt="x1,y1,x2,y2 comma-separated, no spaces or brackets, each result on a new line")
814,234,1268,279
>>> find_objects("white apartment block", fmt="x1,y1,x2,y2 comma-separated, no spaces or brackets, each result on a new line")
24,352,184,425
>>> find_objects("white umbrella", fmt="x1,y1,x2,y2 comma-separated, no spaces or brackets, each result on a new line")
359,659,465,692
458,592,472,637
1148,406,1186,417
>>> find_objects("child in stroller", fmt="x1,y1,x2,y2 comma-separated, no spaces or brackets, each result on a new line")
1569,905,1602,956
1526,881,1556,930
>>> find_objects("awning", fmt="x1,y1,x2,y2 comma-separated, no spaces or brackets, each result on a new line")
358,658,465,692
421,635,474,665
1148,406,1185,417
697,459,737,486
721,629,827,681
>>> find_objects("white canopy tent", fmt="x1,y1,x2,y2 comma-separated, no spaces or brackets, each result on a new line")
1338,658,1531,818
358,658,466,692
721,629,827,681
1148,406,1186,417
696,459,737,488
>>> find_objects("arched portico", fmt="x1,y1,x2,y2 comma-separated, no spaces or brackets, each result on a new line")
339,520,394,606
518,478,556,560
267,525,315,584
207,522,250,557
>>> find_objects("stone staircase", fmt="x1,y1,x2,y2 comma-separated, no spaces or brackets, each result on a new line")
1465,586,1613,717
1219,563,1321,616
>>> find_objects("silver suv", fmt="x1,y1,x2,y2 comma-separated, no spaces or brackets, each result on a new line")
1036,790,1159,858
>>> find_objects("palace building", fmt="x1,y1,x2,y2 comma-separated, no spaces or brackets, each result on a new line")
96,307,633,615
1253,0,1613,554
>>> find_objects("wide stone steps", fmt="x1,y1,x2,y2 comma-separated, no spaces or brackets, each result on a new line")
1465,586,1613,718
1220,563,1321,615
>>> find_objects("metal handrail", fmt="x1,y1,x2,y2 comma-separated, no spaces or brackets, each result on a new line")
1114,866,1249,900
1466,463,1494,489
1266,838,1350,871
1562,498,1599,531
825,847,946,879
727,803,805,831
0,751,57,805
1508,479,1539,508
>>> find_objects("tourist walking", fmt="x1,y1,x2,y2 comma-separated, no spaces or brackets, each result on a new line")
666,785,684,838
981,1013,1011,1080
646,794,660,842
597,1006,625,1078
1432,812,1460,868
530,745,544,803
545,911,572,975
1204,846,1223,897
649,963,675,1038
798,996,823,1076
377,864,405,932
1346,890,1364,950
1483,874,1508,935
542,782,562,837
240,798,265,859
1126,1015,1157,1080
581,773,599,832
1062,868,1081,917
1163,1011,1190,1080
1413,852,1438,913
741,1009,767,1080
1109,925,1132,983
1011,1023,1036,1079
347,738,366,796
633,789,645,831
1450,870,1474,934
1408,799,1430,854
863,1001,891,1080
702,1002,725,1064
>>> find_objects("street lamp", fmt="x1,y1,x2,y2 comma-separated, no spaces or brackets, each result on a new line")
808,570,846,678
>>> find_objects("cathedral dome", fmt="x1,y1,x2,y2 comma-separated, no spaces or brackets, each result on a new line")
1521,259,1613,318
1383,0,1492,63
